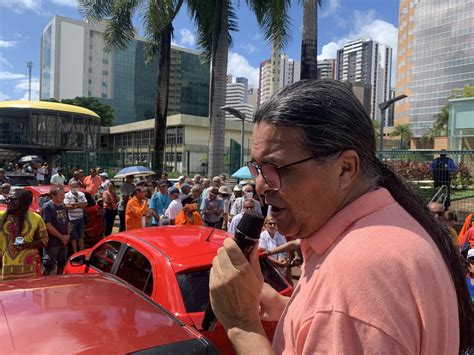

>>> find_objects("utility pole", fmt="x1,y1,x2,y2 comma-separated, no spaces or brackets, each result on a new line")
27,61,33,101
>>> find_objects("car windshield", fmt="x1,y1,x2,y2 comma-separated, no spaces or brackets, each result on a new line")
176,258,289,313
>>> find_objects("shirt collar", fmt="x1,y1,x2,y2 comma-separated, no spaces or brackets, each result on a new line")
302,187,396,256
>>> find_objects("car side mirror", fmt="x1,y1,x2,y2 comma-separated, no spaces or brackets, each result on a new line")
70,254,89,266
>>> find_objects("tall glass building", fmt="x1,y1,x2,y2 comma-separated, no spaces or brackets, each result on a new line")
40,16,210,125
396,0,474,136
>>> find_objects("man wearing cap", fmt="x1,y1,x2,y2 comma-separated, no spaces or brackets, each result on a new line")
118,175,136,232
149,180,172,226
98,172,111,195
175,176,186,189
165,187,183,225
50,168,66,185
201,186,224,229
429,150,458,210
219,186,231,231
230,184,262,218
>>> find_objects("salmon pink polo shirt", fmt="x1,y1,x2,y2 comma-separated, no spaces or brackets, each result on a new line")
272,188,459,354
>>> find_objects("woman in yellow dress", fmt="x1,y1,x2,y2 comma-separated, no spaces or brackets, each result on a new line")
0,189,49,281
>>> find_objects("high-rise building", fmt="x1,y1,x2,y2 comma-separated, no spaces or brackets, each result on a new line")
257,52,301,107
317,59,336,79
40,16,210,126
336,39,392,122
395,0,474,137
225,77,254,121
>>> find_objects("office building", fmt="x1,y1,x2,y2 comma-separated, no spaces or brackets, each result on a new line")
225,76,254,121
317,59,336,79
40,16,210,126
257,51,301,106
337,39,392,122
395,0,474,137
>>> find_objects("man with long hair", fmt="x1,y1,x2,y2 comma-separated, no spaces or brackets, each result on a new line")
0,189,48,280
209,80,473,354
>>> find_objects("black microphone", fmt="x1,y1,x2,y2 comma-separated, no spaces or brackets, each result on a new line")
202,210,265,332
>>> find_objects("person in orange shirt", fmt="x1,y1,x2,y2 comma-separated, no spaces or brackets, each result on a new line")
83,168,101,196
175,196,203,226
125,187,149,231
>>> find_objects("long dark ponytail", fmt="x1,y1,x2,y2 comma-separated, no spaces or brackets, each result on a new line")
255,79,473,351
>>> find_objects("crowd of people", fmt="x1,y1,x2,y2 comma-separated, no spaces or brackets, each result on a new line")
0,165,298,284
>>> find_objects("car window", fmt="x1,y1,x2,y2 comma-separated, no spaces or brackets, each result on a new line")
90,241,121,273
176,259,289,313
116,247,154,296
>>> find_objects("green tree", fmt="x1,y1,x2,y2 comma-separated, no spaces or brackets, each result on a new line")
79,0,184,175
448,84,474,99
432,105,449,137
300,0,322,80
189,0,291,176
42,96,115,126
390,124,413,149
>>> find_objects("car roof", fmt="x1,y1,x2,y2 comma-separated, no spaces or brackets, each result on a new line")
24,185,88,195
0,273,203,353
115,226,230,263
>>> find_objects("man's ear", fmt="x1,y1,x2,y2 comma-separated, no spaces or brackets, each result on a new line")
337,150,360,190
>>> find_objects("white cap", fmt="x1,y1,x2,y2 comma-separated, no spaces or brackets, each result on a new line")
468,249,474,260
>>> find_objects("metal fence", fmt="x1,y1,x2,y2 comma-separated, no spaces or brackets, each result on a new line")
380,150,474,222
59,148,474,217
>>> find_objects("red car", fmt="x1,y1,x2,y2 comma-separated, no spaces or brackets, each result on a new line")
0,185,104,246
65,226,294,353
0,273,218,354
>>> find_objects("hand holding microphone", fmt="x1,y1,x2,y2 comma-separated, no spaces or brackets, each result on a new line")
202,210,265,332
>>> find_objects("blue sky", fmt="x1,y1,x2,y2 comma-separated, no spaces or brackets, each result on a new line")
0,0,400,101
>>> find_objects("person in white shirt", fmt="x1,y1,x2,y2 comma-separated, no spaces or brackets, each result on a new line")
36,163,47,185
165,187,183,225
64,180,87,253
230,184,262,218
50,168,66,185
228,199,255,235
258,216,290,281
98,172,111,195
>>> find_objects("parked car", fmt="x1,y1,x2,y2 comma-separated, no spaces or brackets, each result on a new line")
0,273,218,354
0,185,104,246
64,226,294,354
4,172,39,186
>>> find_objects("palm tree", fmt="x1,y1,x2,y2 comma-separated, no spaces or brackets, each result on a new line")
189,0,291,177
390,124,413,149
79,0,184,175
300,0,323,80
432,105,449,137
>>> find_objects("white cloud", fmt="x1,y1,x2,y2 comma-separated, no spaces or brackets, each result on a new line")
321,0,341,18
240,43,256,54
15,77,40,100
227,52,259,87
0,56,13,69
0,71,27,80
0,40,17,48
0,91,11,101
0,0,42,13
178,28,196,47
51,0,77,7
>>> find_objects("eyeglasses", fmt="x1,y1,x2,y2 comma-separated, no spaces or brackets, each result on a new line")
248,151,340,191
243,206,254,210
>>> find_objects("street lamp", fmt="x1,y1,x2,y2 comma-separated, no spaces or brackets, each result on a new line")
378,94,408,153
221,105,246,167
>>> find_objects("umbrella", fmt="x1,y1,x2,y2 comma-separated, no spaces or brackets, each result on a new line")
114,166,156,179
231,166,252,179
17,155,43,165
